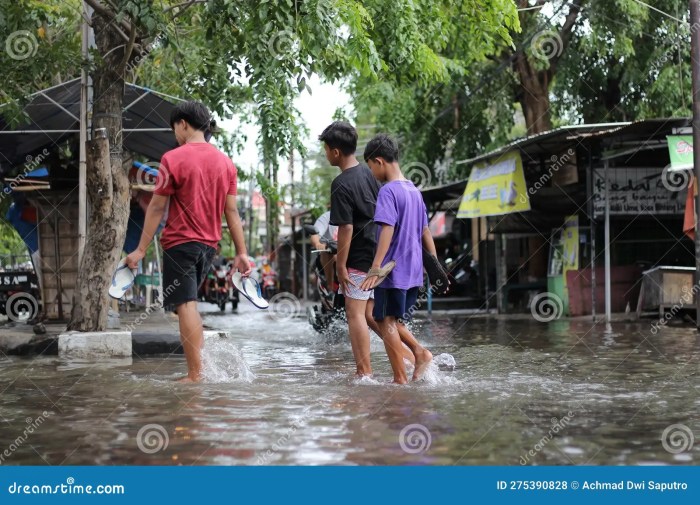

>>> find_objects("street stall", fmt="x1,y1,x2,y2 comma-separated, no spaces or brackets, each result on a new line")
0,79,180,321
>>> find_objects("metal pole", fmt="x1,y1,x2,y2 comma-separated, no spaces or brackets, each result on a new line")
691,0,700,328
302,227,308,301
604,159,612,323
78,0,89,266
588,153,597,321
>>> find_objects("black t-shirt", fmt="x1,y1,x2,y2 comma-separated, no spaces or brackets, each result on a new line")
329,164,380,272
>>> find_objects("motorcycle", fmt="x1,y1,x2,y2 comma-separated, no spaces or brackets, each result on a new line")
198,262,239,312
304,223,346,333
260,266,279,300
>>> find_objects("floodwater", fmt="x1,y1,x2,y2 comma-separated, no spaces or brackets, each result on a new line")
1,301,699,466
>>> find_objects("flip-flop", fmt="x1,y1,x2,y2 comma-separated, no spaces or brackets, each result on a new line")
365,260,396,286
108,258,137,299
422,250,449,294
231,272,269,309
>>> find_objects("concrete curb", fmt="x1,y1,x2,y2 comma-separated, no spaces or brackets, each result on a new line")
58,331,132,358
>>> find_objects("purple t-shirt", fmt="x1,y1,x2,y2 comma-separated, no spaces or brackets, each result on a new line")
374,180,428,289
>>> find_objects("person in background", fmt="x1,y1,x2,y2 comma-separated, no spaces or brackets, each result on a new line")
309,209,338,294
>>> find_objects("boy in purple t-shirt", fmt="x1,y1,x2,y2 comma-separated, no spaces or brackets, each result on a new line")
360,134,435,383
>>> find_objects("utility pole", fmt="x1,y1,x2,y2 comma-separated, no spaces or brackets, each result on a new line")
691,0,700,328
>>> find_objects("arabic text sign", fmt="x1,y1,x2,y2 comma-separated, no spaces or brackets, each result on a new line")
592,168,685,217
457,151,530,218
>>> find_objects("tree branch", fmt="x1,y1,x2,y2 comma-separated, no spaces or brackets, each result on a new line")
84,0,133,34
164,0,208,16
551,0,584,67
118,24,138,75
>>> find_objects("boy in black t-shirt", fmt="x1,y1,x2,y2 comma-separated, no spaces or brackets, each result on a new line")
320,121,414,377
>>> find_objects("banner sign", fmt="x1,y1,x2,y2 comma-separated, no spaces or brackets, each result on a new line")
562,215,579,288
457,151,530,218
592,168,685,217
667,135,693,171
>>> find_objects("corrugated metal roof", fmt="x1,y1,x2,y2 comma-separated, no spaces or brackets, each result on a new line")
0,79,180,169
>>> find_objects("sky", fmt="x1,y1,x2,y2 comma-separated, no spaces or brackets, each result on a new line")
219,75,351,186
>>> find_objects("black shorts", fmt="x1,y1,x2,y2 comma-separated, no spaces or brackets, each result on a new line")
162,241,216,312
373,286,421,322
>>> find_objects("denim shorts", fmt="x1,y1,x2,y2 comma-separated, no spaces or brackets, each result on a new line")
372,286,420,322
339,269,374,301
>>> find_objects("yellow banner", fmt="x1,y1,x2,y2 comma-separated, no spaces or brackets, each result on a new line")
561,214,579,287
457,151,530,218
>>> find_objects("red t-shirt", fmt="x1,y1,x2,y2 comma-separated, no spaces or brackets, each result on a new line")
154,142,237,250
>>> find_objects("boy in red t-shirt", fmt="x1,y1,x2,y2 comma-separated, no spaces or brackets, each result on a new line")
126,101,251,382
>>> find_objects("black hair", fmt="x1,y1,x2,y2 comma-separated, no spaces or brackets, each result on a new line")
363,133,399,163
170,100,216,138
318,121,358,156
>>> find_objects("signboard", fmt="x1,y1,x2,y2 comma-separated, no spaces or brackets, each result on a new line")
561,215,579,289
592,168,686,217
667,135,693,171
457,151,530,218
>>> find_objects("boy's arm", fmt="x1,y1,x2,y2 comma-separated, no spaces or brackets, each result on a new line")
336,224,354,293
224,194,252,275
360,223,394,291
125,194,169,268
422,226,437,256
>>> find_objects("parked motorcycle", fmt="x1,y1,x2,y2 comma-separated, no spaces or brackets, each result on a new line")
198,262,239,312
304,223,346,333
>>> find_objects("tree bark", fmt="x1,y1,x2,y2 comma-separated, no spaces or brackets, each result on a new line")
67,13,131,331
514,51,553,135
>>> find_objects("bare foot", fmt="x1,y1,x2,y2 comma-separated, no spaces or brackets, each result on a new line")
176,375,202,383
392,377,409,385
412,349,433,381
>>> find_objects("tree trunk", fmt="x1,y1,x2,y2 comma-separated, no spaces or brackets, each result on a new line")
514,51,552,135
67,13,130,331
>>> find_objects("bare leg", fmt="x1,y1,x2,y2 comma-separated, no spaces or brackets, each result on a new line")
367,299,415,365
395,322,433,381
377,316,409,384
175,301,204,382
345,297,372,377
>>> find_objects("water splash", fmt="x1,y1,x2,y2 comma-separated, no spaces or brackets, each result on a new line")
202,337,255,383
434,353,456,371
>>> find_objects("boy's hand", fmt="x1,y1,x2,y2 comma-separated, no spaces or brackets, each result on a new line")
336,265,356,294
125,248,145,269
232,254,252,276
360,274,378,291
